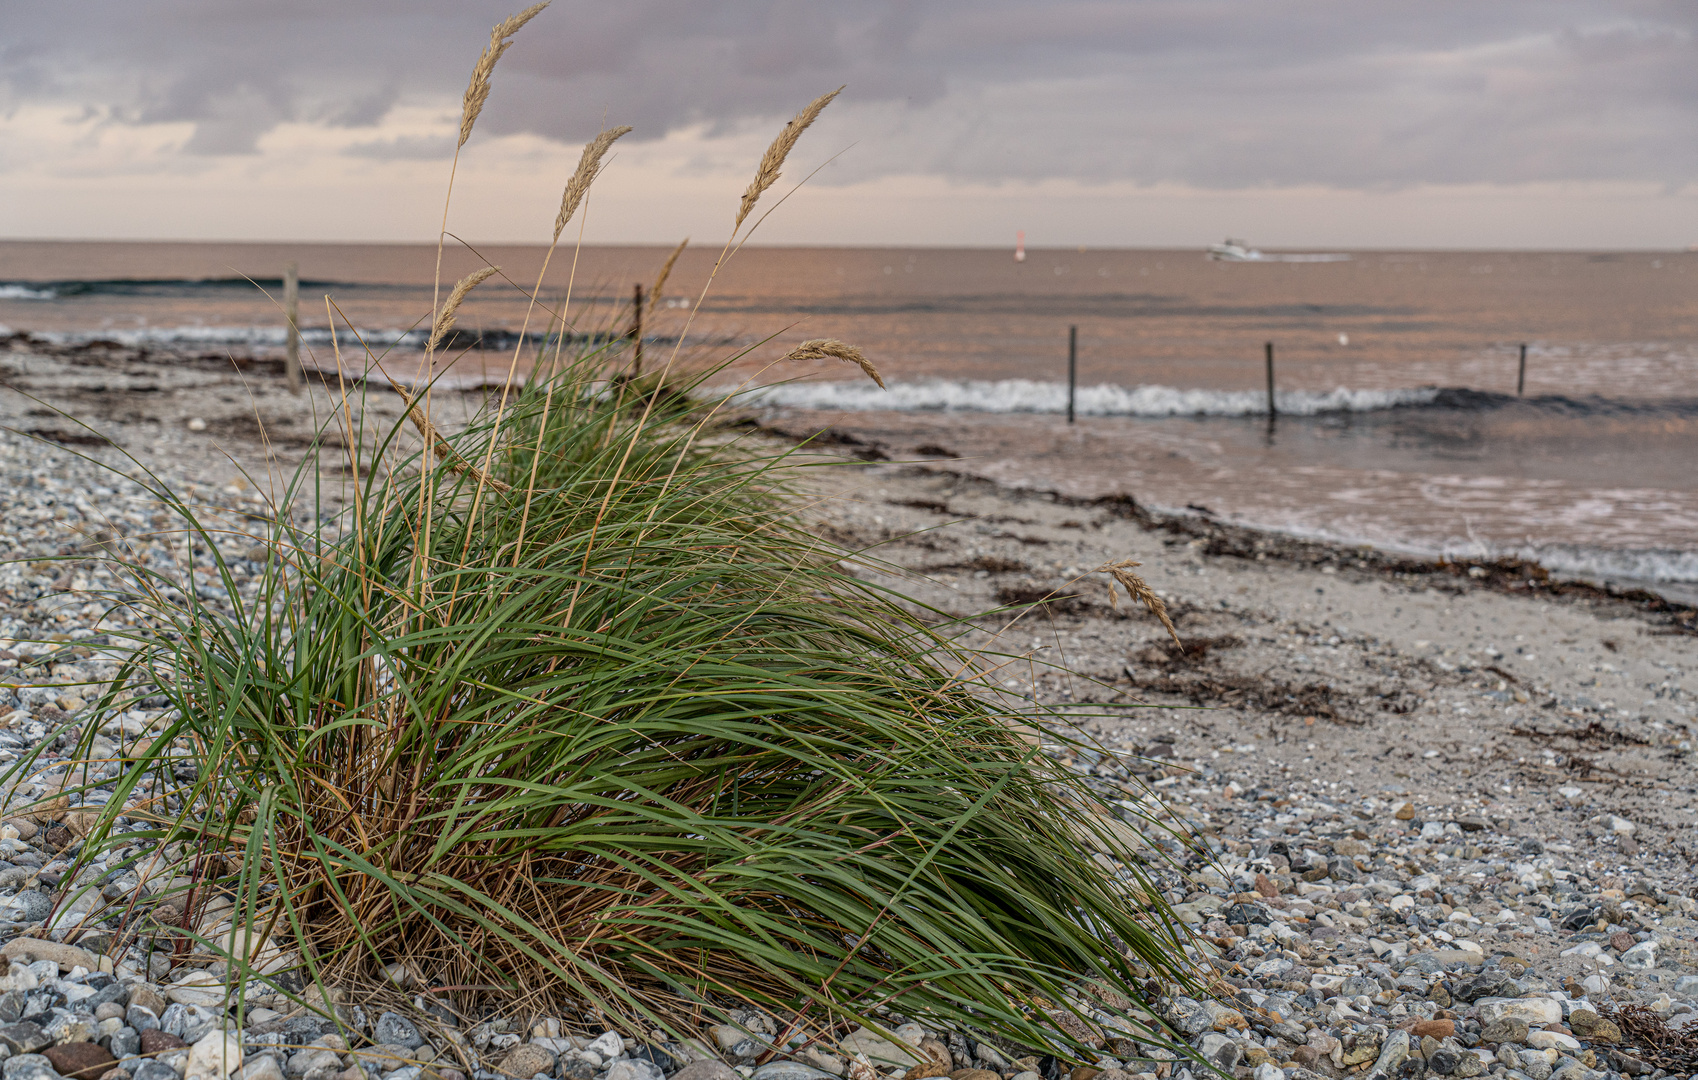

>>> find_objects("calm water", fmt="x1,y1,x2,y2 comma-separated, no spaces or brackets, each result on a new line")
3,241,1696,592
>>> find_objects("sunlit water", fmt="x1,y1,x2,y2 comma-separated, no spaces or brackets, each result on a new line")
4,241,1695,595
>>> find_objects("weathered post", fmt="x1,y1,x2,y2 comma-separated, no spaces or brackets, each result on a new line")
1067,325,1077,424
630,283,645,375
284,262,302,393
1265,340,1277,417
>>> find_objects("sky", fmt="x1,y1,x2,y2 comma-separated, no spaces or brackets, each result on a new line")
2,2,1697,249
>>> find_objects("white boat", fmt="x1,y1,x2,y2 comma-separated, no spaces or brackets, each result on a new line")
1207,238,1350,263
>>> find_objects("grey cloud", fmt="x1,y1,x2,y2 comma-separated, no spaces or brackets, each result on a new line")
0,1,1694,187
344,135,458,161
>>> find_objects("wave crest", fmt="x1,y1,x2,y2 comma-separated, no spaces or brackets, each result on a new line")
738,378,1441,417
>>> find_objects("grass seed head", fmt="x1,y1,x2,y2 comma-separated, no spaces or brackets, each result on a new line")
735,87,842,230
429,265,500,351
1103,558,1181,647
647,237,688,316
459,3,549,149
553,125,633,242
782,338,884,388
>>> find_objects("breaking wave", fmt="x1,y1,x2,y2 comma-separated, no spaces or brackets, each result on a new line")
737,378,1443,417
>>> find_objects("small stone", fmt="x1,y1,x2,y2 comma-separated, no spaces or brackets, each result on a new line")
128,987,167,1017
496,1046,555,1080
1412,1021,1455,1041
604,1062,664,1080
946,1072,1000,1080
1428,1048,1462,1076
141,1030,188,1056
241,1057,285,1080
1580,1019,1620,1046
837,1030,919,1070
287,1049,341,1078
1395,803,1415,820
187,418,208,432
43,1013,95,1045
1609,932,1635,953
1254,874,1279,898
107,1029,140,1059
1367,1031,1411,1080
576,1031,620,1060
1481,1018,1529,1046
133,1063,181,1080
4,1053,61,1080
1477,999,1563,1028
0,1022,51,1055
164,972,224,1008
125,1007,158,1034
672,1064,739,1080
93,1005,124,1024
373,1015,423,1052
185,1032,247,1080
0,937,101,971
45,1044,118,1080
1525,1033,1579,1052
1194,1033,1242,1072
754,1065,842,1080
1618,941,1656,970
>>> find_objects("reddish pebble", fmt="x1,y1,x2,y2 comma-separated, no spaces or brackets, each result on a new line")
1255,872,1280,898
43,1043,117,1080
139,1030,187,1055
1412,1020,1455,1040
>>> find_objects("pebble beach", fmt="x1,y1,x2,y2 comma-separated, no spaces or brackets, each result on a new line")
0,337,1696,1080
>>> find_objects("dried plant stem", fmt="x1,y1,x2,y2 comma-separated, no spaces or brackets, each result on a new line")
554,127,632,243
737,87,842,230
475,126,629,501
1102,559,1181,647
428,266,500,351
425,3,544,607
781,339,884,388
647,238,688,316
570,92,842,626
460,4,549,150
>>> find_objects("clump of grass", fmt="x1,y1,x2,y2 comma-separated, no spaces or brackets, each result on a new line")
6,8,1201,1066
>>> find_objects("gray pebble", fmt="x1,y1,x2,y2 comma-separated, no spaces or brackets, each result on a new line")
373,1014,423,1052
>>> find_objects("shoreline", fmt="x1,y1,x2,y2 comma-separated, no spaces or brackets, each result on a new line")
2,345,1698,1080
745,414,1698,630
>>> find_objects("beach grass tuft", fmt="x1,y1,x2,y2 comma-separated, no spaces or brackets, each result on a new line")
3,10,1200,1065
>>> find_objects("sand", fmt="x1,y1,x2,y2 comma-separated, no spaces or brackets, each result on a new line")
4,335,1695,883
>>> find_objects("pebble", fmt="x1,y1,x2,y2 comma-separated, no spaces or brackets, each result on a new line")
375,1013,424,1051
42,1042,117,1080
1,411,1698,1080
497,1045,555,1079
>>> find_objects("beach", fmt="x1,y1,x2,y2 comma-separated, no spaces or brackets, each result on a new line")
2,336,1698,1080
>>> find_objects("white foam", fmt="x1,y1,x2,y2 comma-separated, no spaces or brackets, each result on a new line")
37,325,421,349
0,285,55,301
736,378,1441,417
1516,544,1698,585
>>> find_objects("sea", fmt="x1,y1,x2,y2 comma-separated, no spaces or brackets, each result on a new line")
2,240,1696,601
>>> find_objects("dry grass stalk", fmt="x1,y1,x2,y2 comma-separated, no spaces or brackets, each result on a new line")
646,237,688,316
1102,559,1181,647
388,380,512,494
428,266,500,351
553,126,633,242
782,339,884,389
459,3,549,149
735,87,842,229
